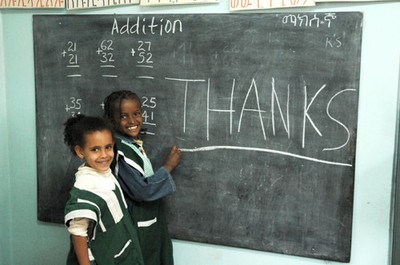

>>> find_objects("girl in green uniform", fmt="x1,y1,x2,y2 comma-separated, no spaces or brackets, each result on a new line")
103,90,182,265
63,114,144,265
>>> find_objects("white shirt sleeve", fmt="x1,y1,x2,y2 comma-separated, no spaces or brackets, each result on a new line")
67,217,90,237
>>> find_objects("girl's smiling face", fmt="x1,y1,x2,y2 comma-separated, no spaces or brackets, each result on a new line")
74,130,114,173
116,98,143,139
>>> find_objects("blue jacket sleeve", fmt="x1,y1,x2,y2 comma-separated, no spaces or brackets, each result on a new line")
116,156,176,202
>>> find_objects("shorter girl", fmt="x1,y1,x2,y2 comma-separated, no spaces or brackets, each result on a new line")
63,114,144,265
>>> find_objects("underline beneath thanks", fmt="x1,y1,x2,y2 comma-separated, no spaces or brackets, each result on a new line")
180,145,352,167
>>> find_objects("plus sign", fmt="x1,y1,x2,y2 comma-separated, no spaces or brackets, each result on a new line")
61,50,67,57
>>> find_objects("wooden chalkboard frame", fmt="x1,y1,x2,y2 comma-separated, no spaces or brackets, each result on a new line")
33,13,363,262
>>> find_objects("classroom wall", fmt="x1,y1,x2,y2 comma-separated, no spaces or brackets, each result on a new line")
1,2,400,265
0,12,12,265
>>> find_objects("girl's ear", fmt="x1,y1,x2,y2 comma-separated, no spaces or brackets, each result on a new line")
74,145,85,159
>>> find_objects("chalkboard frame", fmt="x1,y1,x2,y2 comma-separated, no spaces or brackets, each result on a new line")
390,66,400,265
34,12,362,262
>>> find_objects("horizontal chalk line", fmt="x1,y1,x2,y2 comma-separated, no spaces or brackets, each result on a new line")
180,145,352,167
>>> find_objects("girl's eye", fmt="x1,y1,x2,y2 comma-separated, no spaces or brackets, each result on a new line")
91,148,99,152
120,114,127,120
105,145,113,150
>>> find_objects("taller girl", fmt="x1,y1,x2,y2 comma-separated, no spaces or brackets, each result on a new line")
103,90,182,265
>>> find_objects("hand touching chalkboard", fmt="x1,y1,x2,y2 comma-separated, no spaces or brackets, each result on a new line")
103,89,181,265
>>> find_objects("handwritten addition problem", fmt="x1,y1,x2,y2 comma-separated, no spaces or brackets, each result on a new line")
97,40,117,78
62,39,155,79
134,41,154,80
62,41,81,78
60,13,338,78
65,96,157,134
59,13,354,167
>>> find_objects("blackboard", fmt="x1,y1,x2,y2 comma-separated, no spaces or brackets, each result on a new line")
33,13,363,262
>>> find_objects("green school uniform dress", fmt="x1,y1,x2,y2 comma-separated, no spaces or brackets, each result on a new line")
64,165,144,265
114,136,174,265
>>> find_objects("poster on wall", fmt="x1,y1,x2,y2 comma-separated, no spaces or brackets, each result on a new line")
0,0,64,8
230,0,315,11
140,0,219,6
66,0,138,10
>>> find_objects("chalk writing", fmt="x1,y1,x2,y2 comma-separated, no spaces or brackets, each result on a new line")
180,145,352,167
325,34,342,48
65,97,82,117
164,76,355,167
323,89,355,151
142,96,157,135
173,42,194,66
111,17,183,36
137,41,153,65
164,77,206,134
133,41,154,80
282,13,337,28
62,41,82,78
97,39,117,78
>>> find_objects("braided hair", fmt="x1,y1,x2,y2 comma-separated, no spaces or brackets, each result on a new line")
103,90,142,130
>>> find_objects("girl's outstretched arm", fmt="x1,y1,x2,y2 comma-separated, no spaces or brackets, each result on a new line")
117,160,176,201
116,145,181,202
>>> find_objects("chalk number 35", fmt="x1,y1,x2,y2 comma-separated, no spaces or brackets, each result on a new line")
65,97,82,116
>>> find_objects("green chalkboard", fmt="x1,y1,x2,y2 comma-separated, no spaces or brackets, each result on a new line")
33,13,363,262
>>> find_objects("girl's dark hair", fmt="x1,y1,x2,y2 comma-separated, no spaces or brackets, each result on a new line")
103,89,142,128
63,114,114,155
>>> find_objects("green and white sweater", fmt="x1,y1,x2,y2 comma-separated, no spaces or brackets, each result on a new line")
64,165,144,265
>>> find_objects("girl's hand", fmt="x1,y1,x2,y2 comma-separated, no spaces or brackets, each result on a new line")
164,145,182,172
